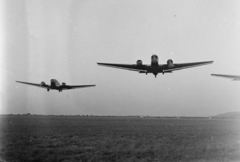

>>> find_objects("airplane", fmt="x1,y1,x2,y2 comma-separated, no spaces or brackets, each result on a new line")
97,54,213,78
16,79,96,92
211,74,240,81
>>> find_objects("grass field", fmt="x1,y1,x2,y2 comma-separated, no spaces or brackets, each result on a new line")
0,115,239,162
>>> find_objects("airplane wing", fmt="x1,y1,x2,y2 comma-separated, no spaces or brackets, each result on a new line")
211,74,240,81
97,63,148,73
163,61,213,73
16,81,51,89
62,85,96,90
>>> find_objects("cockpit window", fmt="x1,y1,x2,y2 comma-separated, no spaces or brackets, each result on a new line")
151,55,158,59
51,79,56,82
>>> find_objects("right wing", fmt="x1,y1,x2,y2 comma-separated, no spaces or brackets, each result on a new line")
97,63,149,73
16,81,51,89
163,61,213,73
211,74,240,81
62,85,96,90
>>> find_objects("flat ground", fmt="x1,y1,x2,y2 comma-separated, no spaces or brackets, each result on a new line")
0,115,239,162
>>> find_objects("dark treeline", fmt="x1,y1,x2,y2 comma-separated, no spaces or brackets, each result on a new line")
0,113,213,119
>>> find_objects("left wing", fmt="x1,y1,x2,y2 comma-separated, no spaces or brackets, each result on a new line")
163,61,213,73
97,63,148,73
62,85,96,90
16,81,51,89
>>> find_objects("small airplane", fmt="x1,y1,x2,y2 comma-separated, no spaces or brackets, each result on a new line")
211,74,240,81
16,79,96,92
97,54,213,78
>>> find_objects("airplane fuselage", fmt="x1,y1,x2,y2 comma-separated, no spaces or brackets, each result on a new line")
151,54,159,66
50,79,63,91
50,79,61,87
150,55,160,77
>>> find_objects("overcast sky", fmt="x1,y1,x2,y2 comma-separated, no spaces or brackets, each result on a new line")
1,0,240,116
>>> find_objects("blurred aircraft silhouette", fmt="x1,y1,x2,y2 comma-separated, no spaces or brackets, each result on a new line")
211,74,240,81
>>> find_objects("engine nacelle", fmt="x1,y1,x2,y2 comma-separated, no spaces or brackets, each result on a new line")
62,82,66,86
167,59,174,68
136,60,143,66
40,81,46,86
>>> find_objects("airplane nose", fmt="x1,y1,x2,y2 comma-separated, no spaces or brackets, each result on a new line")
151,55,158,61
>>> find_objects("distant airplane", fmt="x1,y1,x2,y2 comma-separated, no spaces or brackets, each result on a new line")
98,55,213,78
211,74,240,81
16,79,96,92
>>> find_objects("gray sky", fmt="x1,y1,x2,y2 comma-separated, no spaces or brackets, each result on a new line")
1,0,240,116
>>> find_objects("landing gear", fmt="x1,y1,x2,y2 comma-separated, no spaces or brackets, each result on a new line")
47,88,50,92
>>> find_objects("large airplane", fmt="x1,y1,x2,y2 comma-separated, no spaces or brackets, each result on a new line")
97,55,213,78
211,74,240,81
16,79,96,92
